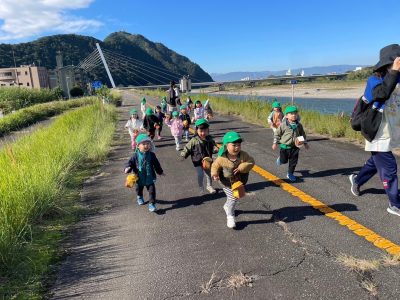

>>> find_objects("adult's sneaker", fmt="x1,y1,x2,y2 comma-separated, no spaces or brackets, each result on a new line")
137,196,145,205
348,174,360,196
286,172,296,182
387,205,400,217
206,186,217,194
227,216,236,228
148,203,157,212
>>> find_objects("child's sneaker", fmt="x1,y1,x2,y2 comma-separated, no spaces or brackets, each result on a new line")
137,196,145,205
387,205,400,217
148,203,157,212
348,174,360,196
286,172,296,182
157,135,162,140
206,186,217,194
227,216,236,228
276,157,282,166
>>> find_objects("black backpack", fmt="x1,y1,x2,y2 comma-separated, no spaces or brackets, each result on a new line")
350,96,383,142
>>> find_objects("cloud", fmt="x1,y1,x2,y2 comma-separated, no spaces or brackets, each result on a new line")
0,0,102,41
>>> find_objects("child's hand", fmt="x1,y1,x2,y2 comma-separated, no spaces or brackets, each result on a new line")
212,175,220,181
392,57,400,71
272,144,278,151
305,144,310,150
124,167,131,174
233,168,240,175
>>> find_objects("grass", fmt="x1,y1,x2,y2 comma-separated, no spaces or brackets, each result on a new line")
0,102,116,298
137,89,364,143
225,272,253,290
0,96,98,137
0,87,62,114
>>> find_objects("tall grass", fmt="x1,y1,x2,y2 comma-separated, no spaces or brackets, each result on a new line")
0,87,62,113
138,89,363,143
0,102,116,273
0,97,97,137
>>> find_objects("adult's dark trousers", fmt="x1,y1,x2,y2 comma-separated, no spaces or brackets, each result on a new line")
157,125,163,136
356,151,400,208
280,147,300,174
136,183,156,204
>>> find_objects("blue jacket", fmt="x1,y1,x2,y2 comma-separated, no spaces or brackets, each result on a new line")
125,151,163,185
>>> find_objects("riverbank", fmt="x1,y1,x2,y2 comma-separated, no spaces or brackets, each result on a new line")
194,80,365,99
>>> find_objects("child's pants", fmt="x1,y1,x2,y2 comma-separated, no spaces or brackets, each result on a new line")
130,131,139,149
222,187,237,217
174,136,182,150
356,151,400,208
280,147,300,174
183,129,189,140
136,183,156,204
195,166,212,189
157,125,163,137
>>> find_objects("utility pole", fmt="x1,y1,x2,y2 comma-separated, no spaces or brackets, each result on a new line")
12,48,20,87
96,43,116,88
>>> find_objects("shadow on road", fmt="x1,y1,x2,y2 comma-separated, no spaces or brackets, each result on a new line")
296,167,361,178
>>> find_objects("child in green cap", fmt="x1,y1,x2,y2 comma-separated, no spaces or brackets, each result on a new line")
181,118,218,194
179,105,191,142
272,105,309,182
267,100,284,134
124,133,165,212
125,108,143,149
211,131,255,229
193,100,204,123
161,97,168,114
165,111,184,151
140,97,147,119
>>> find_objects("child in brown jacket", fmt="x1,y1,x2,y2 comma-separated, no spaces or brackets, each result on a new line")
211,131,255,228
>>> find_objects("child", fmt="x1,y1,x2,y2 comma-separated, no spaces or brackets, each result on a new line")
165,111,184,151
181,118,217,194
140,98,147,119
348,44,400,217
267,101,284,134
272,105,309,182
204,99,214,121
179,105,191,142
193,100,204,123
124,134,164,212
154,105,165,140
211,131,255,229
186,96,193,114
125,109,143,149
161,96,168,114
143,107,160,141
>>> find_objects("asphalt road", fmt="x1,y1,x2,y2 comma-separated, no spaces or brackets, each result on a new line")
50,91,400,299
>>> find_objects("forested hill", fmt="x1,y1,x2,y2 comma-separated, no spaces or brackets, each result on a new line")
0,32,213,86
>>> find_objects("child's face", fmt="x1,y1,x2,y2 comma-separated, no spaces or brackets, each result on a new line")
138,141,151,152
181,108,187,114
197,127,209,139
196,103,201,108
273,108,281,112
131,114,138,119
226,142,241,156
156,108,161,113
286,112,298,122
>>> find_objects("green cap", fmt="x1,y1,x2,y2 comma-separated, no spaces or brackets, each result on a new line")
130,109,138,115
195,118,209,127
141,97,146,104
180,105,186,110
272,101,281,108
162,96,166,100
284,105,298,115
195,100,201,105
136,133,151,145
145,107,153,116
172,111,179,117
222,131,242,145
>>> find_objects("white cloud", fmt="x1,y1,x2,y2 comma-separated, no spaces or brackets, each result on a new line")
0,0,102,41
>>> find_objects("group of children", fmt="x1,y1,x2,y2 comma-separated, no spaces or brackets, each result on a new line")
124,94,312,229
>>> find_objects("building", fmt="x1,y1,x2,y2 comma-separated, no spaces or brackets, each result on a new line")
0,65,50,88
54,52,83,98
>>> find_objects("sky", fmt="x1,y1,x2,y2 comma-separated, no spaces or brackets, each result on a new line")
0,0,399,74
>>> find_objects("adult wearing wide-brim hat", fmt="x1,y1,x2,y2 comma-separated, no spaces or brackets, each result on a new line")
349,44,400,217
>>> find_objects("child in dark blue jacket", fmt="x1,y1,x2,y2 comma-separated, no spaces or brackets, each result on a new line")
125,134,164,212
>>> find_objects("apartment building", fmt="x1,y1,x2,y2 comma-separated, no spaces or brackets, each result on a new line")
0,65,50,89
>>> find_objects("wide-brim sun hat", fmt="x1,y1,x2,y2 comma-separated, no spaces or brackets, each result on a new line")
374,44,400,71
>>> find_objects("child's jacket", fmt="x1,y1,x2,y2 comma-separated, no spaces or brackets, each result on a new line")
143,114,159,132
211,151,255,187
179,113,191,128
194,107,204,120
273,119,307,149
125,151,163,186
165,118,183,136
181,135,216,167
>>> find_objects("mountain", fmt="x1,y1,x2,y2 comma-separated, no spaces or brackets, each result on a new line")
0,32,213,86
211,65,369,82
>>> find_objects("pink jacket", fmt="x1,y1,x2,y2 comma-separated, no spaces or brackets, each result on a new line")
165,118,183,137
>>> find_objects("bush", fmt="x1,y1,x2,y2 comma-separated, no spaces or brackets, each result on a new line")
69,86,84,97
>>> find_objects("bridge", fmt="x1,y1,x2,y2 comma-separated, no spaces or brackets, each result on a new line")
76,44,349,91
